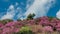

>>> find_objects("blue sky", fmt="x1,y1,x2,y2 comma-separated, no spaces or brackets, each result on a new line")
47,0,60,17
0,0,60,20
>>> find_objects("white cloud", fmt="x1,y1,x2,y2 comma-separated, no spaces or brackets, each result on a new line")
25,0,55,18
15,2,19,6
0,4,23,20
0,1,24,20
0,5,15,20
16,7,23,19
56,10,60,19
26,0,34,9
0,0,56,20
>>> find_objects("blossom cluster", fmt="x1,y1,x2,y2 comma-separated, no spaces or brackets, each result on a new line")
0,16,60,34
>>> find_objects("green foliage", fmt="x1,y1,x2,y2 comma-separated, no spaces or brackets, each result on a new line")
56,18,60,20
49,17,54,21
0,19,13,24
27,13,35,20
5,19,13,22
20,26,31,31
16,26,34,34
16,30,33,34
17,19,21,21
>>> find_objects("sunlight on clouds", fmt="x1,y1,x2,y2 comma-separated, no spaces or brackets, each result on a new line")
26,0,34,9
8,5,14,10
56,10,60,19
0,0,56,20
16,7,23,19
1,5,15,20
0,3,23,20
25,0,55,18
15,2,19,6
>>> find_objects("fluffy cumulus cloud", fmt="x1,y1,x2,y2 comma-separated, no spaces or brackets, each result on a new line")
0,2,23,20
56,10,60,19
26,0,34,9
0,0,56,20
25,0,55,18
15,2,19,6
16,7,24,19
0,5,15,20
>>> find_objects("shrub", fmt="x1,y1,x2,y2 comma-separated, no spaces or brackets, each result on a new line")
16,26,34,34
27,13,35,20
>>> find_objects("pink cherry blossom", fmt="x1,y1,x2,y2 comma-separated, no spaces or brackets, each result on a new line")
2,27,14,34
5,22,16,27
43,26,53,32
39,20,50,26
14,28,20,33
55,23,60,28
0,23,4,27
